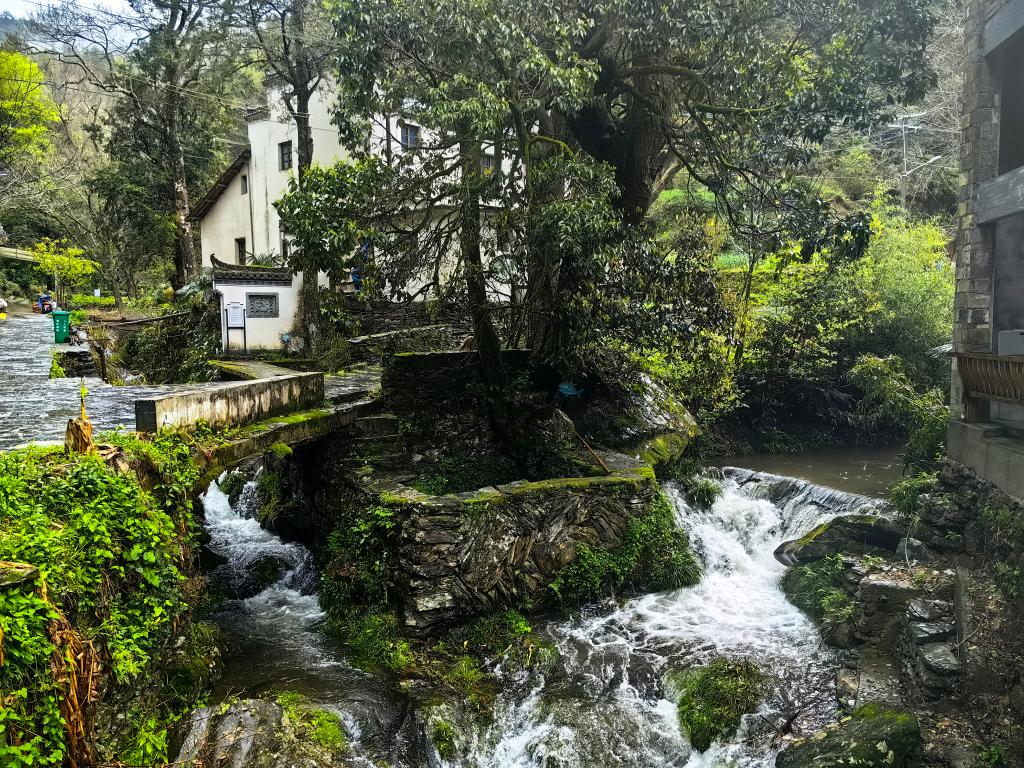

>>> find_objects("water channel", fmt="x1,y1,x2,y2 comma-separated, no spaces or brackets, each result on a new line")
201,466,893,768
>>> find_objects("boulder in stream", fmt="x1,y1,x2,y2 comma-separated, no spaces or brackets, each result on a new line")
174,699,342,768
775,702,921,768
774,515,907,566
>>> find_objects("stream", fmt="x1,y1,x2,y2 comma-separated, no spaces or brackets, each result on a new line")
199,464,890,767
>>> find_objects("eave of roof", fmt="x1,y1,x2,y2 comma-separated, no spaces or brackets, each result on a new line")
211,255,293,285
188,149,251,222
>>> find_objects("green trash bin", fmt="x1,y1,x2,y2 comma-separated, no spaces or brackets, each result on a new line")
51,310,71,343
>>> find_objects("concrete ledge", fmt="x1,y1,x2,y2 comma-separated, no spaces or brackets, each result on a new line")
194,401,374,490
948,419,1024,500
135,372,324,431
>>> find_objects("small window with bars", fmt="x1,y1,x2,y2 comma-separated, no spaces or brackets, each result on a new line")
279,141,293,170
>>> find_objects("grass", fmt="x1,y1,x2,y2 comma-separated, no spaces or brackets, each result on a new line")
780,554,856,625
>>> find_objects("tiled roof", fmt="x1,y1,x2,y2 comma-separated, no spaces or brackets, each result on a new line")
211,255,293,285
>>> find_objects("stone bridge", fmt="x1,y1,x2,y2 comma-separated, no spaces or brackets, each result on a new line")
130,359,381,488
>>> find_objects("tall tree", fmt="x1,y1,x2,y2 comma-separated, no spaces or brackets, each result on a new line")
0,50,59,215
235,0,335,347
35,0,243,287
329,0,936,362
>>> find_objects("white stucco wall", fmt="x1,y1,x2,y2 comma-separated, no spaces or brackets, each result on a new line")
216,282,299,352
199,161,253,269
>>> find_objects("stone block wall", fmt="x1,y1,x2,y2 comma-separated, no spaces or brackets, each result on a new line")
373,453,661,634
952,0,1005,420
380,349,557,408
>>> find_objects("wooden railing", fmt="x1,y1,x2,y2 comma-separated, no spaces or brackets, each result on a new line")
955,352,1024,421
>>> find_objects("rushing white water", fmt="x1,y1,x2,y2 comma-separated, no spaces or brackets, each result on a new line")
199,465,885,768
200,474,426,768
460,470,884,768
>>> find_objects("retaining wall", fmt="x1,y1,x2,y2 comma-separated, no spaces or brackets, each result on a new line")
135,372,324,431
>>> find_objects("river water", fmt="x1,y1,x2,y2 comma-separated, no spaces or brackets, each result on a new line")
199,465,890,768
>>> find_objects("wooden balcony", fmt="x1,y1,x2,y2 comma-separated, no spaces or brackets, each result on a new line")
955,351,1024,421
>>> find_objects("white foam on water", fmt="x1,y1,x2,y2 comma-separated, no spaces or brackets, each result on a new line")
462,474,861,767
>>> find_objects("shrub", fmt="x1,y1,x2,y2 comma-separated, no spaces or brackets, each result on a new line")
0,434,199,767
848,355,949,474
668,657,766,751
889,472,936,516
339,610,415,673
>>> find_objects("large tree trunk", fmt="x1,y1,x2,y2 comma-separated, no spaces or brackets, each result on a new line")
460,137,507,432
166,82,196,289
293,86,321,353
523,138,565,362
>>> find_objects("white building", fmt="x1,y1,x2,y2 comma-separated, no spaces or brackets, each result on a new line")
191,82,513,353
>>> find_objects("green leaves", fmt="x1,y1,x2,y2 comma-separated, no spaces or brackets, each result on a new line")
0,433,199,765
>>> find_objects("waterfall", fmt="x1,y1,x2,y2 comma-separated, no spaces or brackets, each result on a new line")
199,466,883,768
458,471,877,768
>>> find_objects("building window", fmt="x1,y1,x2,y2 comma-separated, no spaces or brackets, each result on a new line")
400,123,420,150
281,236,290,261
235,237,247,265
240,174,248,194
279,140,293,170
480,153,496,174
247,293,279,319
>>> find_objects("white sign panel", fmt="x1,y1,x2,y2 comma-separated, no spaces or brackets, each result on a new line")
226,302,246,328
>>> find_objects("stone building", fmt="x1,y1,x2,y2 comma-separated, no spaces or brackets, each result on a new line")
949,0,1024,497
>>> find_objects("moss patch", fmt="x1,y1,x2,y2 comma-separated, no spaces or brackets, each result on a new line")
781,554,856,626
668,657,766,752
276,692,347,754
431,717,457,760
550,491,702,604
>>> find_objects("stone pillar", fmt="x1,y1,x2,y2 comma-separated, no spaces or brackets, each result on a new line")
951,0,1006,419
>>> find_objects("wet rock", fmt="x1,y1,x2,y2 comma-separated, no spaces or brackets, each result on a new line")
919,643,961,676
836,668,860,710
896,537,930,561
213,554,290,600
774,515,906,566
174,699,335,768
907,598,952,622
776,703,921,768
906,621,954,645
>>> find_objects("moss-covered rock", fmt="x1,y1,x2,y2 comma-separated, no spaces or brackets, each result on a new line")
667,657,766,752
780,555,856,646
775,703,921,768
774,514,905,566
175,698,346,767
